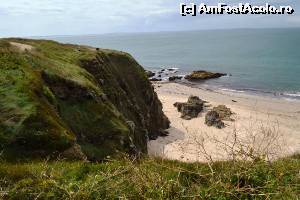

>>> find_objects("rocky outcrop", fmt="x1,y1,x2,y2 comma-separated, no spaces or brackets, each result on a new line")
205,111,225,129
146,67,181,82
145,70,155,78
205,105,233,129
185,70,226,81
149,77,162,82
212,105,234,121
0,38,169,161
174,96,204,120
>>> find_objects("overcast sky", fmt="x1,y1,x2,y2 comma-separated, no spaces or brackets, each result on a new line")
1,0,300,37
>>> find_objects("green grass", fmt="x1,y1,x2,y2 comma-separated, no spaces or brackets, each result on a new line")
0,155,299,199
0,38,169,160
0,38,140,159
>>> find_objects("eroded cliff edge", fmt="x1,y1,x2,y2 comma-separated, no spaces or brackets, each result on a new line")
0,39,169,161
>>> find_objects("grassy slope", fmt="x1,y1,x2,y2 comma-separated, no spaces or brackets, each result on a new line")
0,155,299,199
1,38,169,161
0,38,155,160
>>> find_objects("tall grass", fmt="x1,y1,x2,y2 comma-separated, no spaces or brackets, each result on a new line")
0,154,299,199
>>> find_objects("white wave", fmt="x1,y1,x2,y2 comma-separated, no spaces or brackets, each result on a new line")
166,67,179,71
221,88,245,93
283,92,300,97
162,77,170,81
282,97,300,102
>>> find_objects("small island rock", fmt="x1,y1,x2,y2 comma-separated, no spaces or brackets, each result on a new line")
185,70,226,81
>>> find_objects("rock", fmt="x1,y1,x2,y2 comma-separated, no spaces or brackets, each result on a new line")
205,111,225,129
145,70,155,78
174,96,205,120
61,144,87,160
212,105,234,121
181,104,203,120
232,100,237,103
205,105,233,129
187,96,204,105
174,102,184,112
169,76,182,81
149,78,162,81
185,70,226,81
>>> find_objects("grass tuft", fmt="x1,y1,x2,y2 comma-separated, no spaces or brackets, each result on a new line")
0,155,299,199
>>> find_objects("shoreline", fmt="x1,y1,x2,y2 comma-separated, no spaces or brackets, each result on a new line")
148,82,300,162
147,67,300,102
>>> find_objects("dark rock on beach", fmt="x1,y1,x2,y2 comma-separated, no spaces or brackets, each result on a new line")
174,96,205,120
169,76,182,81
149,77,162,81
212,105,234,121
205,105,233,129
185,70,226,81
205,111,225,129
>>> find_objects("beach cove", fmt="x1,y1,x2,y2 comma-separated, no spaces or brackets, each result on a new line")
148,82,300,162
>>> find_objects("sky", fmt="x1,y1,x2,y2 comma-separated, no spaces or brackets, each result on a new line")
1,0,300,37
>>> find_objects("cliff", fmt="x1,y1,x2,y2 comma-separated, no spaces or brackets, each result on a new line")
0,38,169,161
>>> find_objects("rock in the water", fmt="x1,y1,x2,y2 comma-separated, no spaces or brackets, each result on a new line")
174,96,205,120
212,105,234,121
185,70,226,81
205,111,225,129
145,70,155,78
149,77,162,81
169,76,182,81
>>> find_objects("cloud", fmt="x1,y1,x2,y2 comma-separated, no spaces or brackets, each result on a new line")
0,0,299,37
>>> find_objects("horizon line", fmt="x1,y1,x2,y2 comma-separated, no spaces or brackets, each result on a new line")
2,26,300,39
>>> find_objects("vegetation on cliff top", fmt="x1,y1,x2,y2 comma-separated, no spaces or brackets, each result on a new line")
0,155,299,199
0,38,169,161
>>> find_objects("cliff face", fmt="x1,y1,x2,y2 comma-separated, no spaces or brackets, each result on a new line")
0,39,169,161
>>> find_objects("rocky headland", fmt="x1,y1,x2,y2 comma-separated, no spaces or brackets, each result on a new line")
0,38,169,161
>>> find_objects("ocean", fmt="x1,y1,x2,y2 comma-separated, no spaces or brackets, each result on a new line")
41,28,300,100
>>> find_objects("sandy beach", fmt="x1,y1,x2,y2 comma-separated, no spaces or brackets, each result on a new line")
148,82,300,162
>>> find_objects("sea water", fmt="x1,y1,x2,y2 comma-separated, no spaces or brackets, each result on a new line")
42,28,300,100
